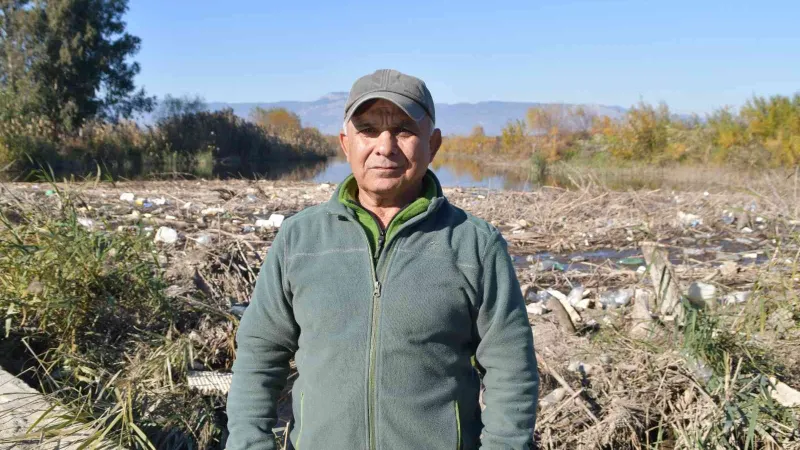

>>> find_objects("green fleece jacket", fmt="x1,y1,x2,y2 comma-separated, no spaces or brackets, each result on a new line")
227,170,539,450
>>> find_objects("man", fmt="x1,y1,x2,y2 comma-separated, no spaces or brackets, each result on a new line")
227,69,539,450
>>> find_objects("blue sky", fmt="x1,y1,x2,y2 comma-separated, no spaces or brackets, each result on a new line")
126,0,799,114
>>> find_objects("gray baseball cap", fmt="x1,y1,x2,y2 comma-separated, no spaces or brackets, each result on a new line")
343,69,435,127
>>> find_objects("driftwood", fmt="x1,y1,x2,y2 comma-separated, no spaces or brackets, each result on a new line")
547,297,576,334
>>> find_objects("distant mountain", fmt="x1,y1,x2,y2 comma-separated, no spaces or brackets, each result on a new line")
192,92,627,136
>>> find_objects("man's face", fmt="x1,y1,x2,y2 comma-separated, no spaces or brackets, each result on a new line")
339,99,441,201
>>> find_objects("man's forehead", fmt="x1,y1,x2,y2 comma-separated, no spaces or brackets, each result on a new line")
352,99,414,122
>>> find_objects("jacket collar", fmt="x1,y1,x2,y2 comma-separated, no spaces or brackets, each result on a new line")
326,169,447,219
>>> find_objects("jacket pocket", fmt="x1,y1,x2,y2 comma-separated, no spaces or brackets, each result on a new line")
455,400,462,450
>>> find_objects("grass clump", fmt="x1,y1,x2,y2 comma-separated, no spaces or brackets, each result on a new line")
0,181,230,449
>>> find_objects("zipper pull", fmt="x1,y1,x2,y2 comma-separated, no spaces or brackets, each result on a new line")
373,280,381,298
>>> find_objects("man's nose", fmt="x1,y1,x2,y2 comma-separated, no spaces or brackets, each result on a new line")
374,130,397,155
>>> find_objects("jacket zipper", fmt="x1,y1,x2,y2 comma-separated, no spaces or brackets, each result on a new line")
338,199,441,450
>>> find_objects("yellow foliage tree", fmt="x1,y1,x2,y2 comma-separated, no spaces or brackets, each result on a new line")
250,107,302,134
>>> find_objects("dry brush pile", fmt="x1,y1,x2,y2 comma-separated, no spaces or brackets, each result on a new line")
0,173,798,449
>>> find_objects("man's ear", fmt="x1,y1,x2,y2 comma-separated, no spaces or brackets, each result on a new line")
429,128,442,163
339,128,350,162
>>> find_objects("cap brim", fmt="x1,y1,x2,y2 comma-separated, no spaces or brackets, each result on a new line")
343,91,428,128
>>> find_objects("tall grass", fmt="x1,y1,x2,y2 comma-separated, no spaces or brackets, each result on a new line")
0,175,232,448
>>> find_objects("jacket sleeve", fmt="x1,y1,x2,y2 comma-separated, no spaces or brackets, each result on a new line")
475,232,539,450
226,230,299,450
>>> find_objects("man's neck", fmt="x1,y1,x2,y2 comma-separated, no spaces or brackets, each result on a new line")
357,184,422,230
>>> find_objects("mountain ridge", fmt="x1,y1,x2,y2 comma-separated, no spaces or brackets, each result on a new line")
193,93,627,135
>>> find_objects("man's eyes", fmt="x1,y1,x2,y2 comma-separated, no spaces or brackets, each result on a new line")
356,126,416,137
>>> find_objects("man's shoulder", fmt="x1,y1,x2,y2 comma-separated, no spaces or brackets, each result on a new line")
280,202,331,230
437,202,501,246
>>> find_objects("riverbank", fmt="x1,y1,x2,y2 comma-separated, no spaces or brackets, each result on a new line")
1,178,798,449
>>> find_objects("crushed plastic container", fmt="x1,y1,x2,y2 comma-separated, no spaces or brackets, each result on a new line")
599,289,633,308
154,227,178,244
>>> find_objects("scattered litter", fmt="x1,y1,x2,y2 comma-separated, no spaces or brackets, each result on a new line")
686,282,715,308
45,189,56,196
187,371,232,395
245,194,258,203
539,388,567,408
154,227,178,244
537,260,566,272
255,214,285,229
740,227,753,233
120,192,135,202
677,211,703,227
526,303,548,315
567,361,595,376
77,218,94,230
566,285,585,307
193,234,213,246
148,197,166,206
599,289,633,308
683,351,713,384
720,291,749,305
526,289,550,304
230,304,248,318
769,377,800,408
201,207,225,216
618,256,645,266
317,183,331,190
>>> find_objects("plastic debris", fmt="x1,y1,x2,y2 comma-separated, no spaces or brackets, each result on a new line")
148,197,166,206
245,194,258,203
194,234,213,246
769,377,800,407
526,303,547,315
230,304,248,318
568,360,595,376
201,207,225,216
187,371,232,395
686,282,715,308
599,289,633,308
77,218,94,229
119,192,135,202
740,227,753,233
566,285,585,307
720,291,749,305
539,388,567,408
682,351,713,384
537,260,566,272
526,289,550,304
45,189,56,196
619,256,645,266
154,226,178,244
677,211,703,227
256,214,285,229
